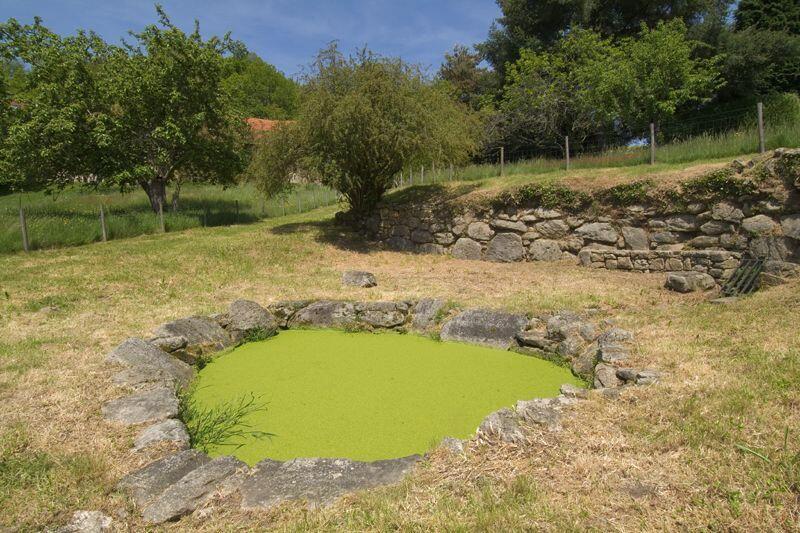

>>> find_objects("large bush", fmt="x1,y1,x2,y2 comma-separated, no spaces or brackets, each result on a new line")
247,46,482,217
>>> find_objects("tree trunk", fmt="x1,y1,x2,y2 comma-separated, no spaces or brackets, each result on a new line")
140,178,167,213
171,179,182,212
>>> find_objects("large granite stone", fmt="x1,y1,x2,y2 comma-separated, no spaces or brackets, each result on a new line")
106,338,194,388
227,299,278,341
411,298,446,331
665,271,716,293
477,407,525,443
358,302,407,328
440,308,527,348
56,511,112,533
118,450,211,507
575,222,619,243
781,214,800,240
534,219,570,239
101,387,179,425
622,227,649,250
486,233,524,262
467,221,494,241
529,239,562,261
289,301,357,328
142,456,248,524
741,215,778,235
153,316,233,353
341,270,378,288
451,237,483,260
240,456,420,510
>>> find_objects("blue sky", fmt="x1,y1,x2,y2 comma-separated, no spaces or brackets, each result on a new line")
0,0,501,77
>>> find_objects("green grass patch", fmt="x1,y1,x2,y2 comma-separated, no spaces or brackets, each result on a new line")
190,330,581,465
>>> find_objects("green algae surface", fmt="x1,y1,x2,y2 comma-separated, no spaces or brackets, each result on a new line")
190,330,582,465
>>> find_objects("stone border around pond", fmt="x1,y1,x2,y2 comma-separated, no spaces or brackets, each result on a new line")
97,297,659,526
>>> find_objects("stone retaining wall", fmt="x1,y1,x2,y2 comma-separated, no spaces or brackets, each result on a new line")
363,152,800,282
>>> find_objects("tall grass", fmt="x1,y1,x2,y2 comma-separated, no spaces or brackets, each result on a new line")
0,182,339,254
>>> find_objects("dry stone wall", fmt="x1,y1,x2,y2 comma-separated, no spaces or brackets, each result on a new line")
364,151,800,282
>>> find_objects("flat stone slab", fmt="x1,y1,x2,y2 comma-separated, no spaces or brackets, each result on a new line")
342,270,377,288
153,316,233,353
106,338,194,388
143,456,248,524
118,450,211,507
134,419,190,451
227,299,278,340
102,387,179,425
665,271,716,293
357,301,407,328
440,308,527,348
240,456,420,510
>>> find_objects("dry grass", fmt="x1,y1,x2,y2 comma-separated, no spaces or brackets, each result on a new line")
0,205,798,531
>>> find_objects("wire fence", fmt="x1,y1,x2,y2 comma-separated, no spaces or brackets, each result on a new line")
3,102,799,255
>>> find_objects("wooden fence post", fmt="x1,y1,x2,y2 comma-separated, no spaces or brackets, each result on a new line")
19,203,29,252
421,165,425,184
99,205,108,242
757,101,766,154
649,123,656,165
500,147,505,176
158,200,166,233
565,136,570,171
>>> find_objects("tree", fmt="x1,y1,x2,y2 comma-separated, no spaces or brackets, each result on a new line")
438,45,497,109
496,29,619,157
0,18,108,194
247,45,482,217
735,0,800,34
222,53,299,119
718,28,800,98
611,20,723,131
0,9,249,211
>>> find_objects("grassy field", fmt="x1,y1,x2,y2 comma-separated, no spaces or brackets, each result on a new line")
3,119,799,255
0,199,798,531
191,330,580,464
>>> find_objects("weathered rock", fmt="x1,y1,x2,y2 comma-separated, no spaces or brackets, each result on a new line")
440,437,465,454
411,298,446,331
451,237,483,260
118,450,211,507
534,208,562,219
358,302,406,328
142,456,248,524
515,331,557,351
102,387,179,425
700,220,734,235
594,363,622,388
267,300,312,328
665,271,716,293
228,299,278,340
557,335,585,357
651,231,681,244
290,301,356,328
571,344,598,378
597,327,633,346
486,233,524,262
410,229,434,244
598,342,629,363
664,215,699,232
106,338,194,388
440,308,527,348
576,222,619,243
467,221,494,241
712,202,744,222
56,511,112,533
560,383,588,399
635,370,662,386
742,215,779,235
153,316,233,354
490,219,527,232
529,239,562,261
477,407,525,443
341,270,377,288
781,214,800,240
534,219,570,239
622,227,649,250
749,236,796,261
516,398,561,429
688,236,720,248
418,243,446,255
545,311,581,340
134,419,190,451
150,335,188,353
240,456,419,510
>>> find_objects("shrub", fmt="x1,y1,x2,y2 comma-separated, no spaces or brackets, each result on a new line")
681,168,758,200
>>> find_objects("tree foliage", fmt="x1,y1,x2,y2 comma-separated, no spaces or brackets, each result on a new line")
0,7,249,211
247,45,481,216
735,0,800,34
438,45,497,110
222,53,299,119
